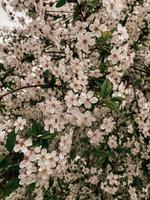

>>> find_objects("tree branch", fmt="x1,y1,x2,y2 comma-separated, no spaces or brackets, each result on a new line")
74,0,86,21
0,84,47,100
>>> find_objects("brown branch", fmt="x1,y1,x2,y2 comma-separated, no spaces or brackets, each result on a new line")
44,51,65,54
0,84,47,100
131,66,147,73
130,78,140,113
54,15,73,30
51,14,73,27
46,10,74,13
74,0,85,21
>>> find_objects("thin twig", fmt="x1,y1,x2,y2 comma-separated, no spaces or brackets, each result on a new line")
46,10,74,13
130,66,147,73
51,14,73,27
131,78,140,113
0,84,47,100
44,51,65,54
54,15,73,30
74,0,85,21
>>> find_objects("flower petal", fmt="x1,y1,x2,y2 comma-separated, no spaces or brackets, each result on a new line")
90,97,98,104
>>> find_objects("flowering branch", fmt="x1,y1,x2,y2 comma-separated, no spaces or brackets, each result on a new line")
0,84,48,100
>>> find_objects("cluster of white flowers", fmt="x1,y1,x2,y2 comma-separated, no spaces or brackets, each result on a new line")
101,172,120,194
12,129,74,188
0,0,149,199
102,0,125,19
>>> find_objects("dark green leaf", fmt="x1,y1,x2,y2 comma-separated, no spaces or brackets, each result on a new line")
116,147,131,153
111,96,125,102
26,182,36,193
0,157,11,169
104,99,120,113
94,150,108,164
25,121,43,137
42,134,55,140
133,79,142,87
25,127,32,137
22,53,35,63
101,79,113,97
100,63,108,73
32,121,43,136
132,176,143,189
2,178,19,197
56,0,66,8
5,131,16,152
141,159,150,177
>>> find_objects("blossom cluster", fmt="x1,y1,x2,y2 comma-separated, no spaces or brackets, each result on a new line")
0,0,150,199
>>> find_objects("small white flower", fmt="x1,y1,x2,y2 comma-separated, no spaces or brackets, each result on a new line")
65,90,79,108
89,69,101,78
87,129,103,145
44,118,56,133
69,78,82,92
13,136,32,153
59,130,73,155
75,21,88,34
108,135,118,149
47,96,61,114
83,111,96,127
116,24,129,41
108,48,122,65
89,19,101,37
76,33,95,52
29,146,42,161
102,0,123,19
37,148,48,167
14,117,27,132
100,117,115,134
20,153,32,169
45,150,59,169
78,91,98,109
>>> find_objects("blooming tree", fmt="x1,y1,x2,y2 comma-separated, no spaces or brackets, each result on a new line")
0,0,150,199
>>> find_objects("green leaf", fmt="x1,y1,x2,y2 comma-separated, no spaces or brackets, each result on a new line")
32,121,43,136
56,0,66,8
26,183,36,194
133,79,142,87
5,131,16,152
111,96,125,102
94,150,108,164
0,157,11,169
42,134,55,140
104,99,120,113
100,63,108,73
25,121,43,137
22,53,35,63
141,159,150,177
97,31,113,43
25,127,32,137
2,178,19,197
132,176,143,189
116,147,131,153
101,79,113,97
